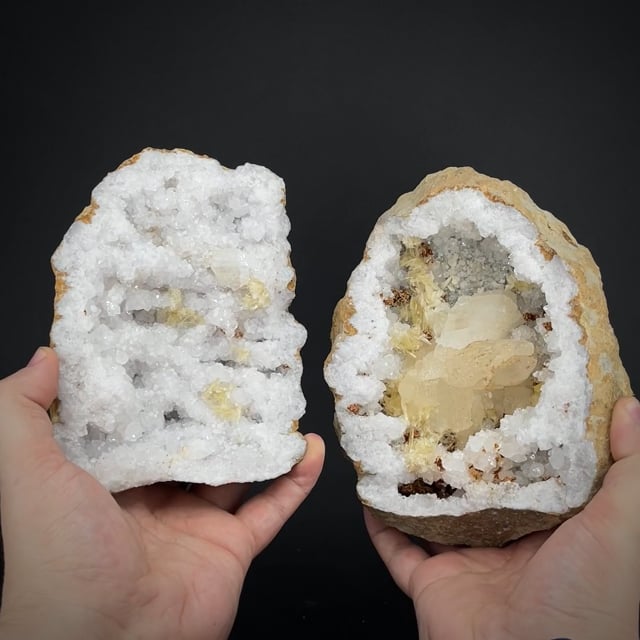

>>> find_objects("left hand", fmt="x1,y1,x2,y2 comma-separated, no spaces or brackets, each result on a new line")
0,347,325,640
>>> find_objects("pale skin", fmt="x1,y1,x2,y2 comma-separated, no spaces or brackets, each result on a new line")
365,396,640,640
0,347,325,640
0,349,638,640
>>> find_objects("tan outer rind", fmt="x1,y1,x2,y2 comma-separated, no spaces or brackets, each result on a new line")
366,504,578,548
325,166,632,547
50,148,305,456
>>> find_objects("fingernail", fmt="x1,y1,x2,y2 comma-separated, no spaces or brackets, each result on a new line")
623,396,640,426
27,347,48,368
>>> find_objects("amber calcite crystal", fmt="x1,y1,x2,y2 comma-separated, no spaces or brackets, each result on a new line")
397,290,538,470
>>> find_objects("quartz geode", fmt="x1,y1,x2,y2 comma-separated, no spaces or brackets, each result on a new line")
324,166,631,546
50,148,307,492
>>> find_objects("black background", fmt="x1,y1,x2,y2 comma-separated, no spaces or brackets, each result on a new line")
3,2,639,638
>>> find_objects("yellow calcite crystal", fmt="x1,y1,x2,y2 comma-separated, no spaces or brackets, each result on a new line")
436,290,523,349
398,239,442,332
389,323,429,355
387,286,540,469
202,381,242,421
242,279,271,310
159,288,205,327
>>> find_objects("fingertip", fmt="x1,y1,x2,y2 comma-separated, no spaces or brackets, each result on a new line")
363,506,394,545
610,396,640,461
618,395,640,425
302,432,325,460
12,346,59,410
363,507,396,544
363,507,406,546
22,346,58,386
293,433,325,484
2,347,58,403
0,348,62,484
26,345,57,366
362,506,428,597
26,346,47,367
363,506,383,534
235,435,324,556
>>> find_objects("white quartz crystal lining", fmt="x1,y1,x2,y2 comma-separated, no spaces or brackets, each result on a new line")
324,189,594,515
51,149,306,492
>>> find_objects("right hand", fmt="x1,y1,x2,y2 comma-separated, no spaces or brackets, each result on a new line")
365,396,640,640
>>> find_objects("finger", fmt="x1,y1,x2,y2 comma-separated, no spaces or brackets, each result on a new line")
504,529,551,556
0,347,62,485
191,482,250,513
579,396,640,556
115,483,178,513
609,396,640,461
0,347,58,411
421,540,458,555
598,396,640,529
236,432,324,556
363,507,429,596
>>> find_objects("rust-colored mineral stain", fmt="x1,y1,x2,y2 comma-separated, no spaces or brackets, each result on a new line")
335,297,357,337
53,272,68,306
439,430,457,452
76,201,98,224
569,297,587,345
403,428,420,443
49,397,61,423
383,288,411,307
397,478,455,498
468,466,484,481
535,239,556,261
117,151,144,169
418,242,433,260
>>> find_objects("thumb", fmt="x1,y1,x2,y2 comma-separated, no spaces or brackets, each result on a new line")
580,396,640,562
596,396,640,533
0,347,61,485
609,395,640,462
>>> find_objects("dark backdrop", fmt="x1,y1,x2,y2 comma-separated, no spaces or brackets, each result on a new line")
3,2,639,638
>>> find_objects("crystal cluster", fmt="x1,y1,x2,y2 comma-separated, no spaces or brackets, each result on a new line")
381,225,553,487
50,149,307,491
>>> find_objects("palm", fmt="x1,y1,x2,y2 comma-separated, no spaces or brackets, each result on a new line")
406,532,553,638
111,484,252,639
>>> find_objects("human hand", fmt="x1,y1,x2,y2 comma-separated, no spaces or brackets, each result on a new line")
365,396,640,640
0,347,325,640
